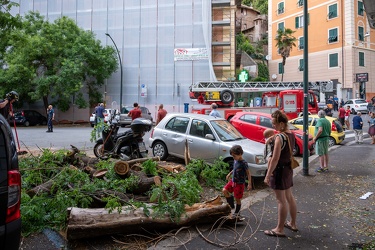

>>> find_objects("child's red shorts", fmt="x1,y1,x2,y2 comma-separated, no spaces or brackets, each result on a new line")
224,180,245,199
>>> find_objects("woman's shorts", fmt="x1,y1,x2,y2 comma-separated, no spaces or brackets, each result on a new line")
270,165,293,190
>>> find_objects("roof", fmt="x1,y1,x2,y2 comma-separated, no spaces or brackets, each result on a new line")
166,113,226,121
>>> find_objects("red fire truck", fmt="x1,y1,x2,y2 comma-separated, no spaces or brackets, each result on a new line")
189,81,333,120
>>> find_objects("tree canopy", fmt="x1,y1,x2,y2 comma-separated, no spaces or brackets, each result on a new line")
242,0,268,14
275,28,296,81
0,11,118,111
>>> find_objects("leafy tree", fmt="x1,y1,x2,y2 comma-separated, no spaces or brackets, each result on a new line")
257,62,269,81
242,0,268,14
0,12,118,111
275,28,297,81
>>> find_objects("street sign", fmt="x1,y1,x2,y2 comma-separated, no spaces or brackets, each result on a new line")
356,73,368,82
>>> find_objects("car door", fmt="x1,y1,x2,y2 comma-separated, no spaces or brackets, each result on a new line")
162,116,189,158
290,117,314,135
234,114,258,140
186,119,219,162
258,115,274,143
28,111,37,125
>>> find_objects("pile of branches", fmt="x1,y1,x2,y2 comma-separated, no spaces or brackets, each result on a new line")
20,146,230,240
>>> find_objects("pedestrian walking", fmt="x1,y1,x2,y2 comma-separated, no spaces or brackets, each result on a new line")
156,104,167,126
333,95,339,111
223,145,252,218
345,106,351,130
95,103,105,136
324,105,333,117
46,105,55,132
368,112,375,144
263,110,298,237
128,102,142,120
352,112,363,144
209,103,221,117
338,104,346,129
313,110,331,172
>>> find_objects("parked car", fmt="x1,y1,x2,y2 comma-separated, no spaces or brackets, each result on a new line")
0,114,22,250
90,108,119,127
230,112,315,156
289,115,345,147
119,106,153,127
149,113,268,177
344,99,368,114
10,110,47,126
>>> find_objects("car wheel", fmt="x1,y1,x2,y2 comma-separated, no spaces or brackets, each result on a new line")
152,141,168,160
225,158,234,171
42,120,47,125
91,123,95,127
351,108,355,114
328,137,336,147
93,142,105,158
24,121,30,127
293,144,300,156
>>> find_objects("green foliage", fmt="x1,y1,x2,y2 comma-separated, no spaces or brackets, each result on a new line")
90,120,110,142
150,171,202,222
0,11,118,111
200,158,228,190
242,0,268,14
142,159,158,176
20,149,231,235
257,62,269,81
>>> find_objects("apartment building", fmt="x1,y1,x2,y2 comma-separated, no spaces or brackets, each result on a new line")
268,0,375,101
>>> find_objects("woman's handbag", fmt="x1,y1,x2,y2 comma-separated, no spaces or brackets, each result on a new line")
283,133,299,169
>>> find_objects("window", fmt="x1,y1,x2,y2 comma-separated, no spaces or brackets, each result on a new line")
278,22,284,31
190,119,211,138
328,4,338,19
358,1,364,16
298,37,304,49
329,53,339,68
358,26,364,41
278,63,284,74
240,114,257,124
295,16,304,28
278,2,284,14
328,28,338,43
299,59,304,71
165,117,189,133
359,52,365,66
260,117,273,128
297,0,303,7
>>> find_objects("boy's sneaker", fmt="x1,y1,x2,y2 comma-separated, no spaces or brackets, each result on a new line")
315,167,328,173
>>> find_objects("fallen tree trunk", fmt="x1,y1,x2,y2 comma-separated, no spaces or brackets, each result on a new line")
66,196,230,240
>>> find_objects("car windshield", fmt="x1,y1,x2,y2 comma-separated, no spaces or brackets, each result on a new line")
355,99,367,104
210,120,244,141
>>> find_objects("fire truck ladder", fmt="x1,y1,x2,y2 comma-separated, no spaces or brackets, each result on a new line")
190,81,333,93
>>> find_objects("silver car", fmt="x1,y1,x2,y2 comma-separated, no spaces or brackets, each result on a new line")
149,113,268,177
344,99,368,114
119,106,153,127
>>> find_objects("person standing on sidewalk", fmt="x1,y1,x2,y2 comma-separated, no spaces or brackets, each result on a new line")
46,105,55,132
128,102,142,120
263,110,298,237
209,103,221,118
312,110,331,172
352,112,363,144
345,105,351,130
368,112,375,144
156,104,167,126
223,145,252,218
338,104,346,129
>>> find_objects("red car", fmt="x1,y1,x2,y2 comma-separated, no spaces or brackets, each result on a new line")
230,112,315,156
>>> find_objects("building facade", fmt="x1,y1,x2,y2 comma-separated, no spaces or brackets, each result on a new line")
268,0,375,102
10,0,221,121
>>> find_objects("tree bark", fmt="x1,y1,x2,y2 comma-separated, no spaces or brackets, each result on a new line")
66,196,230,240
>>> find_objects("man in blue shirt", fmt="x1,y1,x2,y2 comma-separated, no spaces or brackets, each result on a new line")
209,103,221,117
352,112,363,144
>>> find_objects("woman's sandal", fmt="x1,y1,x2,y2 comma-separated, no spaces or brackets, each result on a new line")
264,229,286,237
284,222,298,232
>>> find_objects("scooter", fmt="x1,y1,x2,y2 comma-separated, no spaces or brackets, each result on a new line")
93,112,152,160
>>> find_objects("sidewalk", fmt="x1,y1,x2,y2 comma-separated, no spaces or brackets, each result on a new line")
175,139,375,250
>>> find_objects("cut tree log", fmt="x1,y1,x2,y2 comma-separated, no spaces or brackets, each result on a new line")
66,195,230,240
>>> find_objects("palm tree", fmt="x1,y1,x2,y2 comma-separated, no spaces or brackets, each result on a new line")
275,28,297,81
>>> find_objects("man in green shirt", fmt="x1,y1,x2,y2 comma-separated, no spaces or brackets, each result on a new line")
312,110,332,172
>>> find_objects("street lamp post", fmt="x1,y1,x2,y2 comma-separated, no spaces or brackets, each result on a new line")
105,33,123,110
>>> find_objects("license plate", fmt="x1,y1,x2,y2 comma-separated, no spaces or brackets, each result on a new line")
138,142,146,152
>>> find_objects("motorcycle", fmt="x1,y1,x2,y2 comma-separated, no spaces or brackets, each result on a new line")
93,110,152,160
